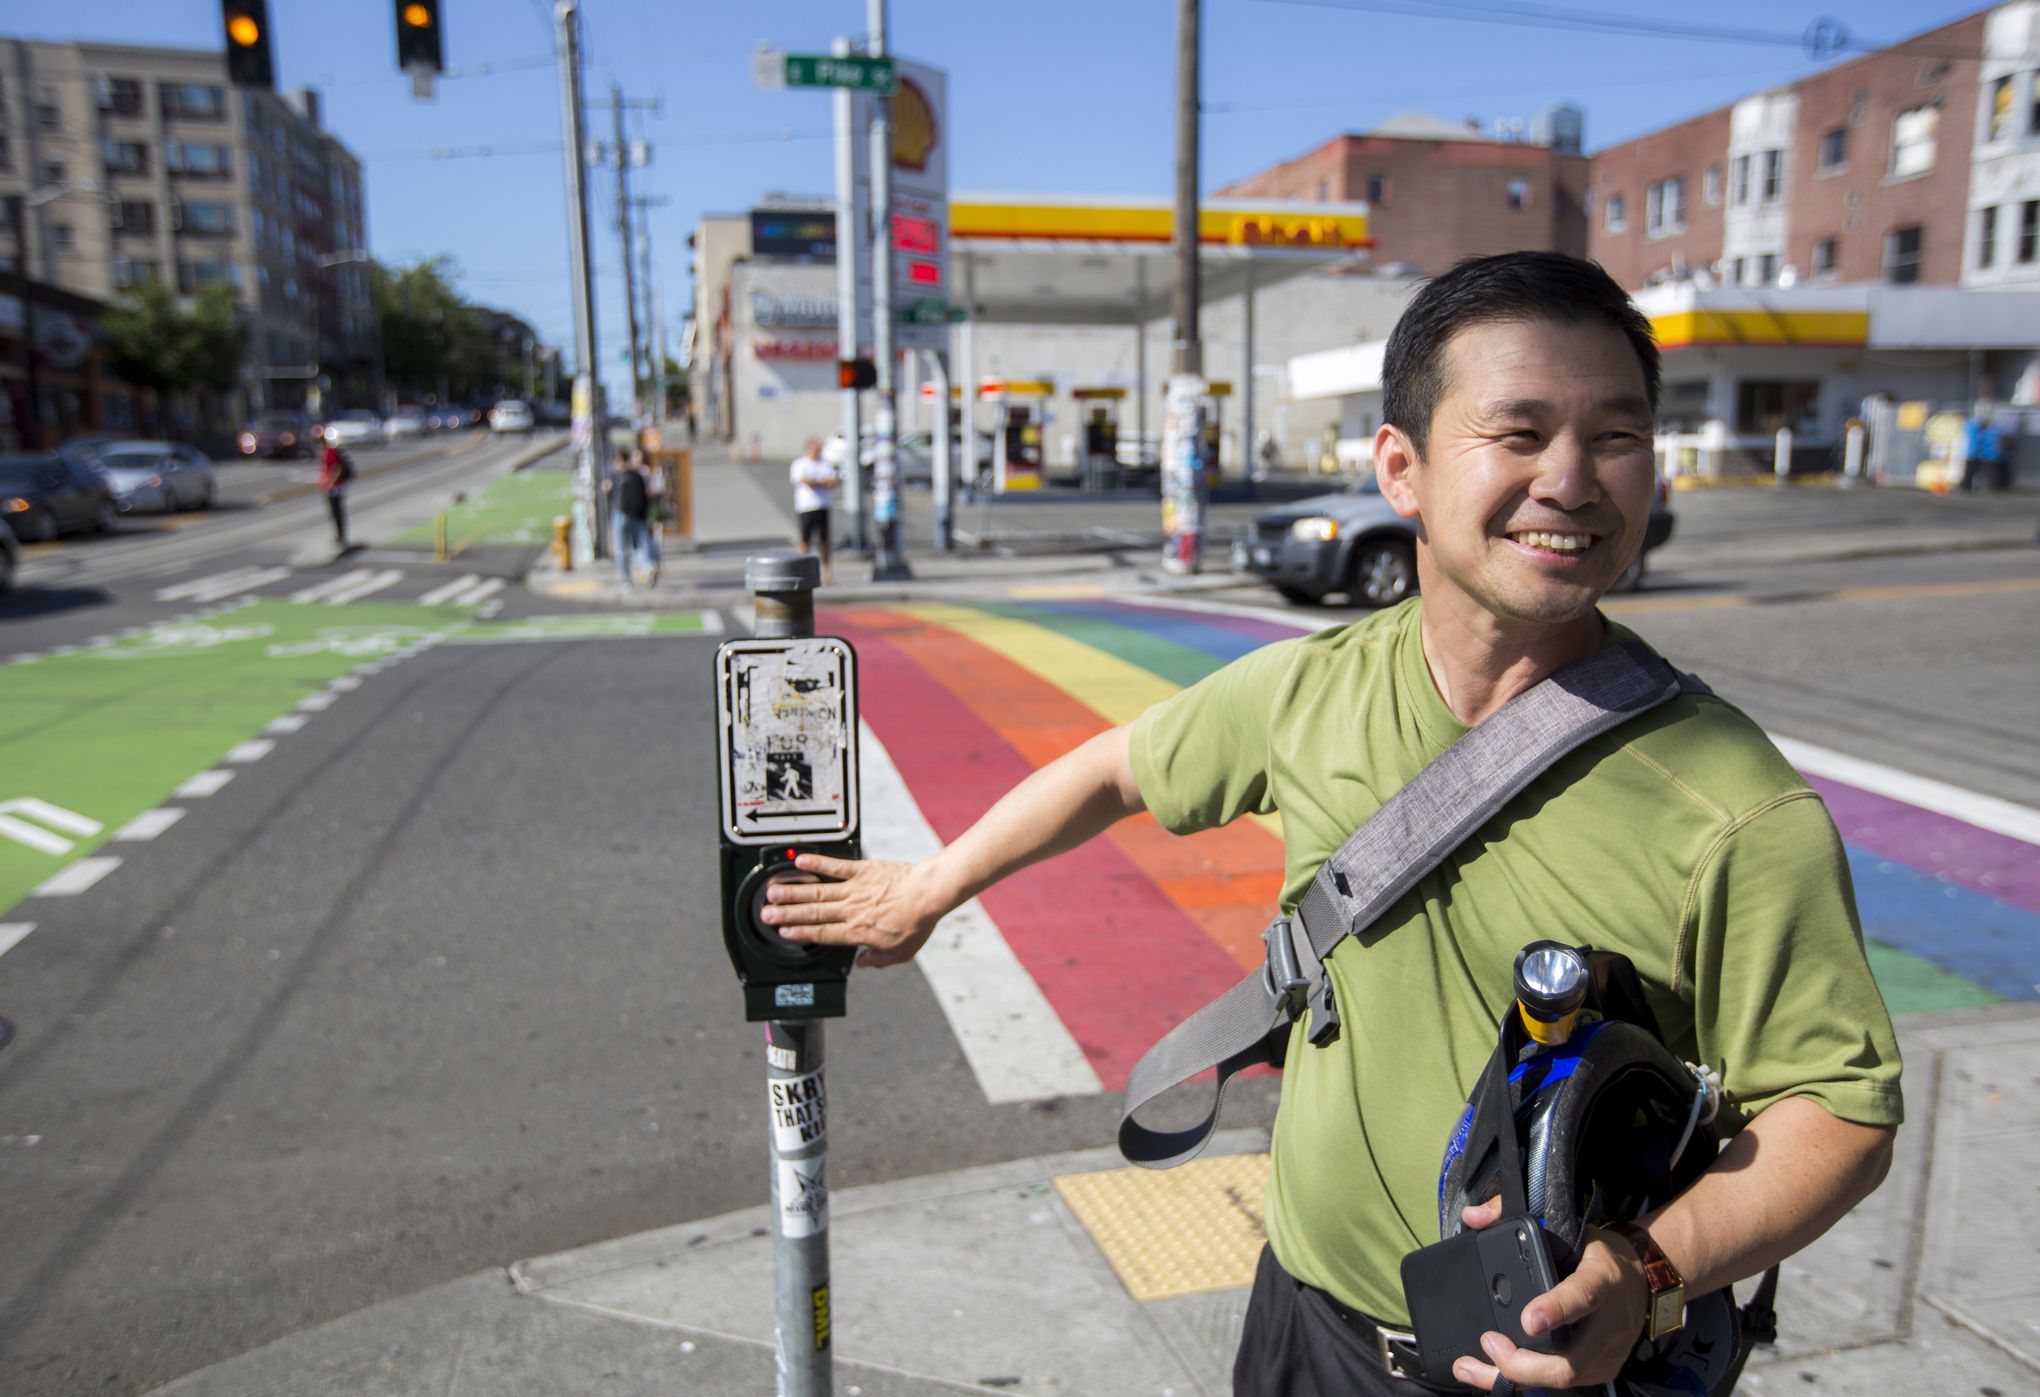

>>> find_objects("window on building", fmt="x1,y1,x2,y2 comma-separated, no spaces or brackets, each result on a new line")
1761,149,1785,202
114,256,158,288
1506,177,1531,210
1987,75,2014,141
2030,72,2040,137
1978,206,1998,268
1729,256,1746,285
40,159,66,186
1890,106,1938,177
113,200,155,234
1646,176,1685,235
2020,201,2039,264
1366,172,1386,204
0,196,19,232
180,201,233,236
1818,127,1847,171
101,139,149,174
177,259,241,293
37,103,61,133
1756,252,1779,284
165,142,230,176
160,83,225,120
1885,224,1924,283
1732,154,1751,206
0,135,11,172
97,77,143,116
1736,379,1820,434
1812,238,1838,279
1604,193,1626,231
1703,165,1721,205
51,222,75,251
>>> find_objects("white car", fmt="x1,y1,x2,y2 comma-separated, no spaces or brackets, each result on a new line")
489,400,535,434
384,407,429,441
93,442,217,513
323,410,382,448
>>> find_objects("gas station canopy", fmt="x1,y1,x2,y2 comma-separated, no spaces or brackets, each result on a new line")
949,196,1372,324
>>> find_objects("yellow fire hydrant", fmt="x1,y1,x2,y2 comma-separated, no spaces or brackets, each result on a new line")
551,514,572,571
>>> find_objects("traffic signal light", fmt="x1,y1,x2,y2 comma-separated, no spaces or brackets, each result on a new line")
837,358,876,391
222,0,274,89
395,0,445,73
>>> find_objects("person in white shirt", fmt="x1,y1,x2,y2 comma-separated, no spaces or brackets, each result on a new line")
790,437,840,584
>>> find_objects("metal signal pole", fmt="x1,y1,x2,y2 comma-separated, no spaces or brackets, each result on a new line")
1172,0,1201,379
554,0,607,560
611,85,646,422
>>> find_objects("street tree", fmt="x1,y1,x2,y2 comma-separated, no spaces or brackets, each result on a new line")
101,284,249,437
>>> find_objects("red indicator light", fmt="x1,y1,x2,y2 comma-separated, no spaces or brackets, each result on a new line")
786,848,798,860
907,259,941,285
892,215,939,253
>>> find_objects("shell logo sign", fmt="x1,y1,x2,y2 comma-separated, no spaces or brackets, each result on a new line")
1227,213,1359,248
891,76,937,173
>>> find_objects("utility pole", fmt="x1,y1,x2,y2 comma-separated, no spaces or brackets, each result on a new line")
629,194,670,418
610,84,646,424
1161,0,1210,574
866,0,911,579
554,0,606,562
831,36,866,553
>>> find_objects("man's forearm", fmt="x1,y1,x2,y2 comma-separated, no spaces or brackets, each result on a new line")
1644,1096,1895,1297
924,724,1144,916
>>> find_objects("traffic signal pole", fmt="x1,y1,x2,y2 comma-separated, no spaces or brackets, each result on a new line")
865,0,910,580
554,0,607,562
831,37,866,554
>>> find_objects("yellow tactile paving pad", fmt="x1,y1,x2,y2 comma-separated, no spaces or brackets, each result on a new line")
1054,1152,1269,1301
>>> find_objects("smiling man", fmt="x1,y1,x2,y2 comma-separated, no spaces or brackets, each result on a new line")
761,252,1901,1396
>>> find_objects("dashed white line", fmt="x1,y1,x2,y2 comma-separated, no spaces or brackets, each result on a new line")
0,923,34,958
265,714,310,734
112,808,186,841
45,644,81,658
35,857,121,898
455,578,506,607
224,739,275,763
297,694,335,712
319,569,404,605
290,569,375,603
698,611,726,636
328,676,362,691
419,574,482,607
175,770,235,798
158,567,288,603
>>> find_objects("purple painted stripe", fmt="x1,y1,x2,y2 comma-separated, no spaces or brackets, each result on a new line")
1090,598,1305,646
1808,774,2040,915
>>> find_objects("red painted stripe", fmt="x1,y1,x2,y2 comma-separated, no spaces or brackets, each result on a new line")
828,608,1254,1090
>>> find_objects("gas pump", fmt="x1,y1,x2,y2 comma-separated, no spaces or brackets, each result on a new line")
982,378,1052,493
1074,387,1125,491
1205,381,1232,489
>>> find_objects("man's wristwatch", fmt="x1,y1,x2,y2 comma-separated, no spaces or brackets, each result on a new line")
1608,1222,1686,1343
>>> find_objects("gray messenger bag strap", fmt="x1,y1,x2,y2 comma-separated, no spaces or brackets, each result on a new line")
1117,640,1698,1169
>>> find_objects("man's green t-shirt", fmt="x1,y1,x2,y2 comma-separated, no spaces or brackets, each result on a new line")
1128,599,1903,1324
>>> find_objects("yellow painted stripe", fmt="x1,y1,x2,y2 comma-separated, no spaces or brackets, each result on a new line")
901,601,1284,839
1650,309,1869,349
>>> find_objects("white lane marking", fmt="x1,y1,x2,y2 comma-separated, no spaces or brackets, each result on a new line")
175,770,235,798
290,570,373,603
45,645,81,658
0,799,104,856
188,566,290,602
859,721,1103,1103
698,610,726,635
328,676,362,691
264,714,309,734
35,856,121,898
419,574,482,606
297,694,335,711
0,923,34,958
322,569,404,605
1772,736,2040,846
156,567,286,603
224,739,275,763
112,808,185,841
453,578,506,607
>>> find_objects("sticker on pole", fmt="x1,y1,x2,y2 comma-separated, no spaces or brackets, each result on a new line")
775,1156,829,1238
769,1067,828,1152
716,637,859,845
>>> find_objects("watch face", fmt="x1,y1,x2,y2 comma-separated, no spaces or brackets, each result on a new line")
1649,1289,1686,1339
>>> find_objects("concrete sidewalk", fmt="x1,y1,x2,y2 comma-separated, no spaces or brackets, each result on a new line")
153,1003,2040,1395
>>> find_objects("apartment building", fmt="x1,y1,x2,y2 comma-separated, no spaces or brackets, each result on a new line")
1216,108,1590,276
0,37,375,419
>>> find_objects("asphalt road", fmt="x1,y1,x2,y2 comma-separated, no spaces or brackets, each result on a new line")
0,468,2033,1394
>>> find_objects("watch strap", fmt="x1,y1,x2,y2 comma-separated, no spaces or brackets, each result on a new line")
1608,1223,1685,1338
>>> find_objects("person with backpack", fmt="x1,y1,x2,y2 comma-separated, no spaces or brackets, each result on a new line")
607,454,652,588
318,438,353,548
756,254,1901,1396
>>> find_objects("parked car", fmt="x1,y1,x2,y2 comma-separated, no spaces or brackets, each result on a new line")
1233,474,1676,607
94,442,217,513
238,412,316,460
323,410,383,448
0,516,18,594
489,399,535,434
0,451,119,540
383,406,429,441
535,399,572,426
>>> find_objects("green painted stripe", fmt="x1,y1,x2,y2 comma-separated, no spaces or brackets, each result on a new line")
1866,938,2006,1016
390,467,574,550
967,601,1227,691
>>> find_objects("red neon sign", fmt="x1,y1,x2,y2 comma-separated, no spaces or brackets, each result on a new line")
892,214,940,254
906,259,942,286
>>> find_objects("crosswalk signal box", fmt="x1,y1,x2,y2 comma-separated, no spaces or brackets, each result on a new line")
715,637,861,1021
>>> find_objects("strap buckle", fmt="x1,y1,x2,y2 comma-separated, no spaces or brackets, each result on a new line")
1261,916,1310,1017
1375,1324,1420,1380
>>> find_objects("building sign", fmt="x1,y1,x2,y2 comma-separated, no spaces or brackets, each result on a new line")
948,199,1372,251
750,210,837,262
888,60,949,352
755,338,839,362
751,291,840,329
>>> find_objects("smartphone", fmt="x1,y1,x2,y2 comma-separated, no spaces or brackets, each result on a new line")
1400,1216,1568,1382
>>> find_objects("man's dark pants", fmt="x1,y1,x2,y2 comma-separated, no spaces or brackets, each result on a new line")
1235,1247,1462,1396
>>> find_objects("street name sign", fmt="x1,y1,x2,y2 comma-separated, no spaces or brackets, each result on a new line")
785,53,896,93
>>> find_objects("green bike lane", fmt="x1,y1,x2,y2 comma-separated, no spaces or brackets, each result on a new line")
0,598,713,925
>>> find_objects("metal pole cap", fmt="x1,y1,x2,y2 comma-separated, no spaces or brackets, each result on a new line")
746,552,820,594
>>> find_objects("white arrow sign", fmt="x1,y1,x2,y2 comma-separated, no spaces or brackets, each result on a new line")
0,798,104,857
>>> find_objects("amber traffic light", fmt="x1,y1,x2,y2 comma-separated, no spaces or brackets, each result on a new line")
395,0,445,73
222,0,274,88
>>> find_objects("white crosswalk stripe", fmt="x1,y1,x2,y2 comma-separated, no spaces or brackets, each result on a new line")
454,578,505,606
317,569,405,605
418,575,482,606
290,570,375,603
157,567,291,603
35,857,121,898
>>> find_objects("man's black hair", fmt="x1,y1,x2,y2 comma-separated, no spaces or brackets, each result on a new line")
1380,251,1660,457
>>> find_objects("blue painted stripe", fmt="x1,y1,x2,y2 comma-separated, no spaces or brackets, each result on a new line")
1038,600,1271,664
1846,846,2040,1001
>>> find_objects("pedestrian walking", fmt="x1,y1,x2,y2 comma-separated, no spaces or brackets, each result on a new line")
791,436,839,585
641,448,669,576
607,455,653,589
317,440,353,548
1963,404,2008,491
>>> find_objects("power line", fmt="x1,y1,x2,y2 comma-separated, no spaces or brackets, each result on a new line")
1206,63,1766,114
364,128,829,161
308,54,555,89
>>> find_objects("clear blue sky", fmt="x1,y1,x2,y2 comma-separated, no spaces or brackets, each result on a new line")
25,1,1980,401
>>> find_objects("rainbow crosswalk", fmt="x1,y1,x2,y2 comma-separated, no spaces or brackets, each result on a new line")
826,598,2038,1101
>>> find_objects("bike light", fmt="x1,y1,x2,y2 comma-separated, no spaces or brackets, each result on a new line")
1513,940,1589,1046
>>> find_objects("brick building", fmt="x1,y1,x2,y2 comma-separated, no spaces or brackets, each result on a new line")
1216,110,1589,275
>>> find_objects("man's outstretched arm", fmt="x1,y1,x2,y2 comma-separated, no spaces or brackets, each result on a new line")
759,724,1144,968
